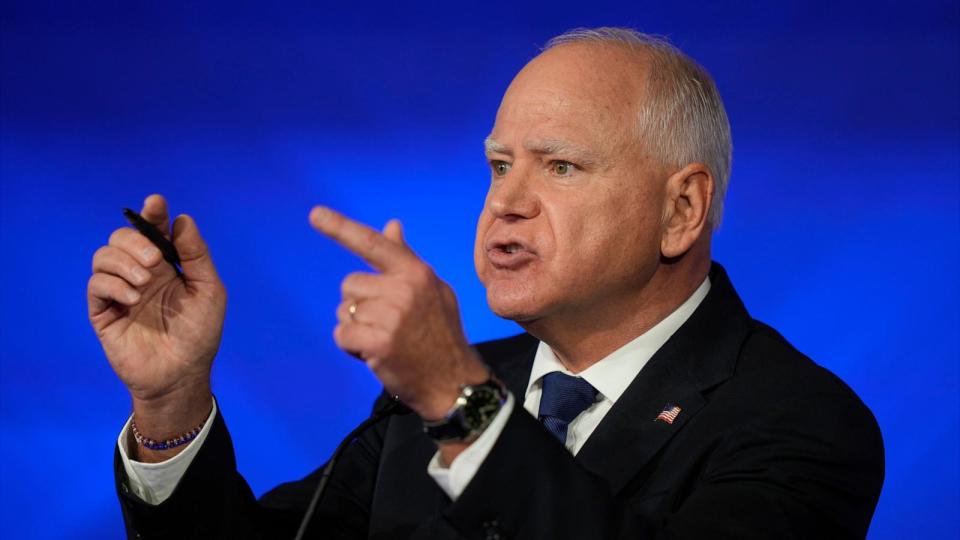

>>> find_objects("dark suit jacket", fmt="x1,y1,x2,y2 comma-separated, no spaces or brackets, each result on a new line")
115,263,884,539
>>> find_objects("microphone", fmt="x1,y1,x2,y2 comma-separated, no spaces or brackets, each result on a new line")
293,395,408,540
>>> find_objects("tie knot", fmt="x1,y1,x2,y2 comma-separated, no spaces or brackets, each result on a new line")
538,371,598,424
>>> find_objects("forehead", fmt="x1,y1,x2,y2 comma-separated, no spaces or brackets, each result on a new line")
490,43,650,152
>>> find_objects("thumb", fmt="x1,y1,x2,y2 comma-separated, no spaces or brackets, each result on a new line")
382,219,406,245
172,214,219,282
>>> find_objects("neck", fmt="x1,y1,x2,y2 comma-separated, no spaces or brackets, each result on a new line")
521,247,711,373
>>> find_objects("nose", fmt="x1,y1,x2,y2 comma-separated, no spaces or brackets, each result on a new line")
487,166,539,221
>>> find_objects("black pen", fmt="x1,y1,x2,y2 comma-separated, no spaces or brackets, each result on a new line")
122,208,183,277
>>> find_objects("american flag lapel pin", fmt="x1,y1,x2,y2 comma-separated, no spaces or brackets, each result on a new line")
655,403,682,425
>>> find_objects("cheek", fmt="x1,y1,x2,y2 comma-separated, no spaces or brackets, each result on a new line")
538,203,605,291
558,189,659,270
474,209,493,282
547,192,623,255
602,194,664,272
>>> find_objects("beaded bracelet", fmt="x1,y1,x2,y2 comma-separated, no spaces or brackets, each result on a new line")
130,417,206,451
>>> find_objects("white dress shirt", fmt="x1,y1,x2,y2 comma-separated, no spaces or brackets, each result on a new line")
120,277,711,505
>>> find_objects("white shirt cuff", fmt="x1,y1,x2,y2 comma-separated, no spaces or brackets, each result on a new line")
117,397,218,505
427,391,515,500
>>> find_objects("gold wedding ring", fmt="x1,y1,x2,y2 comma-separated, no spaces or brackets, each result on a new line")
348,302,358,321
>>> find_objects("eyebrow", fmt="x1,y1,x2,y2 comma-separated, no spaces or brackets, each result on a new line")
484,137,509,155
484,136,603,167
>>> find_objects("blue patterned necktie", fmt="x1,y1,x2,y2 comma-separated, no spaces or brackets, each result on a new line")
537,371,599,444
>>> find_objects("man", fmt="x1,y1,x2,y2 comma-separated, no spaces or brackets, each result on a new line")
89,28,884,538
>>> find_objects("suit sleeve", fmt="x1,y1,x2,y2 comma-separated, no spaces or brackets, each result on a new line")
114,406,388,539
441,391,884,540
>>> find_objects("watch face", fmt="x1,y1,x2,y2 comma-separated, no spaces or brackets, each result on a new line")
423,379,505,442
464,386,502,430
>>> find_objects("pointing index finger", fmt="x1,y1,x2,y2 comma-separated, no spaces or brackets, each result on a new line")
309,206,413,272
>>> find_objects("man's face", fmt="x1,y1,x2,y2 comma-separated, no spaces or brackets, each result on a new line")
474,43,670,324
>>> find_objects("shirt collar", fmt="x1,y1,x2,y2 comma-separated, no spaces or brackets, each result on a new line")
525,276,712,404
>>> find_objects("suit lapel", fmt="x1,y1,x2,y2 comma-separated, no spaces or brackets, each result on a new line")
575,339,706,495
576,263,752,495
484,330,706,495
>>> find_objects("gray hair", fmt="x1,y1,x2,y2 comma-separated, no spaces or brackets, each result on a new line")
545,28,732,229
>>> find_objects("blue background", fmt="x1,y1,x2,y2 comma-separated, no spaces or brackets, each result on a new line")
1,1,957,538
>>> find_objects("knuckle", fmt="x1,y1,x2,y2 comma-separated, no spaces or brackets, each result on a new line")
441,282,457,303
360,230,380,253
110,228,155,260
107,228,128,246
92,246,112,270
327,211,345,229
409,264,434,286
90,272,110,287
341,272,364,295
93,277,120,299
332,324,346,346
323,213,346,237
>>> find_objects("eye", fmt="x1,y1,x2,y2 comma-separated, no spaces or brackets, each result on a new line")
551,160,575,176
491,160,511,177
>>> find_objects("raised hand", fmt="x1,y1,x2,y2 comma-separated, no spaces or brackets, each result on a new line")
89,194,226,459
309,207,489,422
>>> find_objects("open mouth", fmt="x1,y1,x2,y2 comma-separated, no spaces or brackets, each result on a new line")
486,240,536,269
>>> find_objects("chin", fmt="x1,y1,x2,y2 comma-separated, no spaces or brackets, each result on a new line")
490,305,536,322
485,285,542,322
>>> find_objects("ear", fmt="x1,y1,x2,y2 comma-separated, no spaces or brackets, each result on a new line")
660,163,714,259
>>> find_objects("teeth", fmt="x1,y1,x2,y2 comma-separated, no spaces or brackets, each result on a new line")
505,244,518,254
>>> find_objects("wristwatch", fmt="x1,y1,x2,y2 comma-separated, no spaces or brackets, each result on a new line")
422,378,507,442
